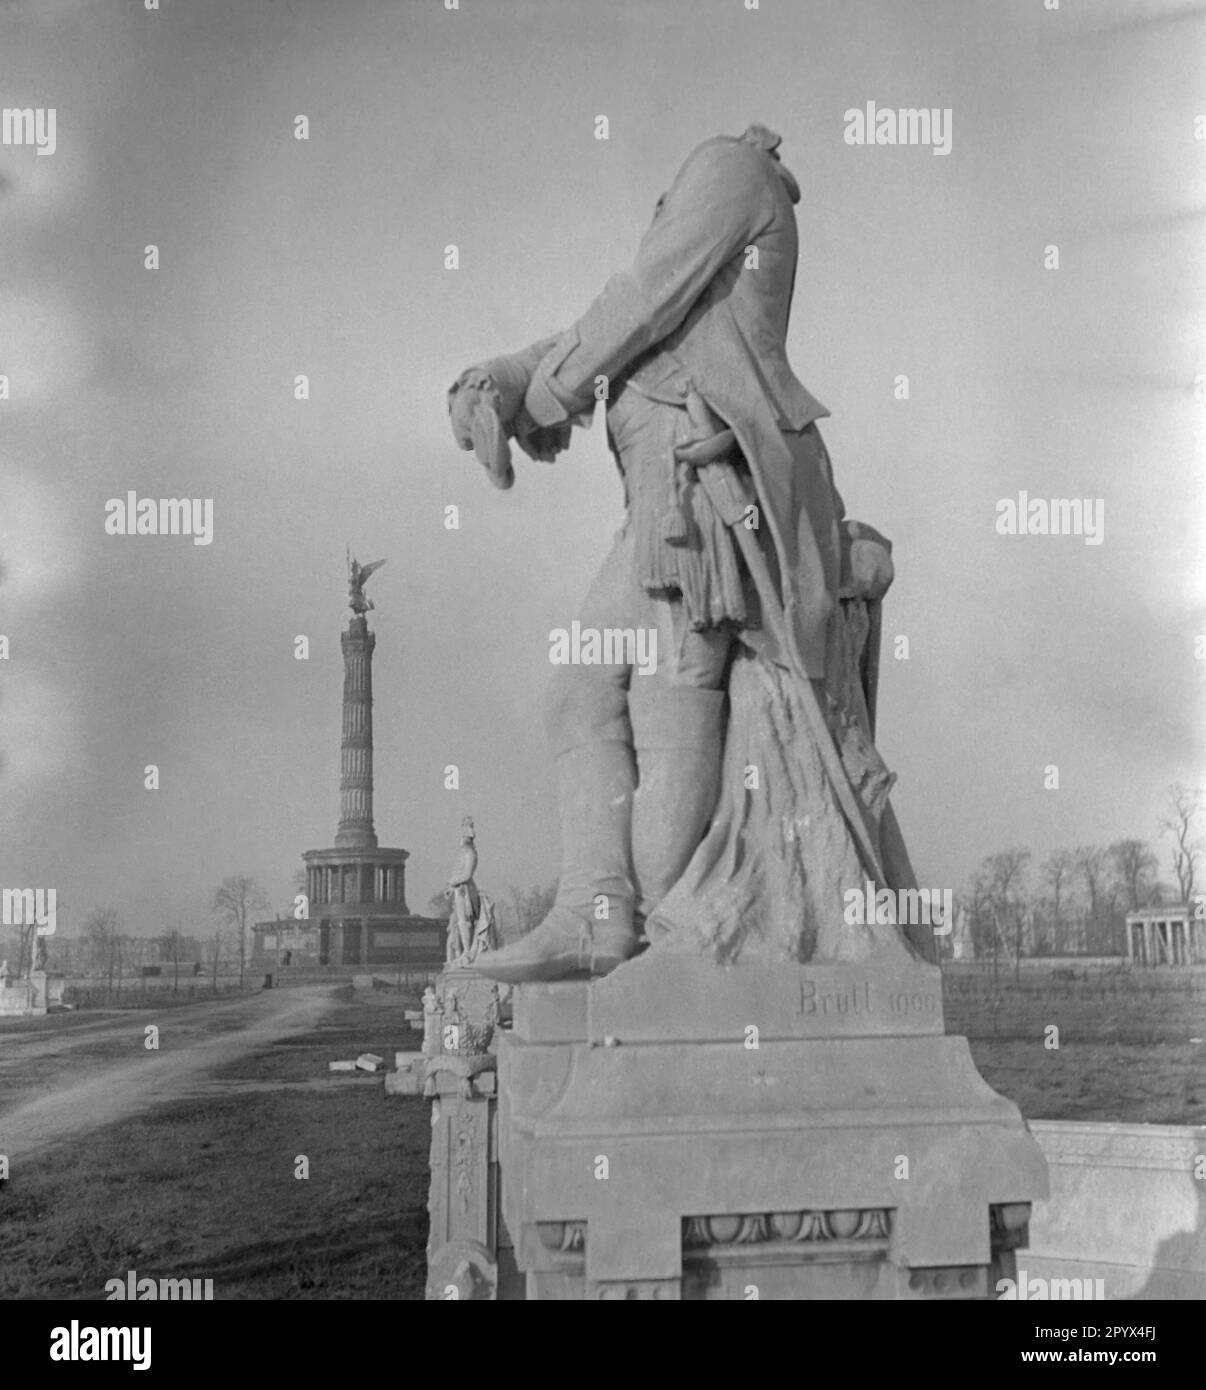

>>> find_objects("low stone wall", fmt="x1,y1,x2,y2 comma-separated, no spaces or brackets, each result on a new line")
0,981,41,1016
1026,1121,1206,1299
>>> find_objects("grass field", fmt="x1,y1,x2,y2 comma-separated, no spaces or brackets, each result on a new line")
2,964,1202,1299
946,962,1206,1125
1,995,430,1301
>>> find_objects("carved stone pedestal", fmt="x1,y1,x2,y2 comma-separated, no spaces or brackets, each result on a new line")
29,970,63,1012
385,967,523,1300
0,971,62,1017
497,950,1048,1300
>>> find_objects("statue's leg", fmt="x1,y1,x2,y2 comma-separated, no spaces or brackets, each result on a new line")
474,532,638,985
457,897,473,958
630,601,730,922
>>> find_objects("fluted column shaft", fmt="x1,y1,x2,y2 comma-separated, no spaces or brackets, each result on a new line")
336,615,378,849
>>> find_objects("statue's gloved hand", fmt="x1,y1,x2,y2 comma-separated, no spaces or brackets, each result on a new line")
447,365,515,489
447,345,571,487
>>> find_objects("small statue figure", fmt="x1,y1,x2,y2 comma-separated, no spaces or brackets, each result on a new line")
348,555,386,615
33,935,48,972
444,817,498,967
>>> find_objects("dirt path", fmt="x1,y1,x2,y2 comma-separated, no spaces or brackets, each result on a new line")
0,985,339,1162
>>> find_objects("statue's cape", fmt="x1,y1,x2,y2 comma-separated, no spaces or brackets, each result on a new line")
646,594,932,965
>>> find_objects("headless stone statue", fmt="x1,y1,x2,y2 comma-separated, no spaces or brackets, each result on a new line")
448,125,930,983
434,129,1050,1307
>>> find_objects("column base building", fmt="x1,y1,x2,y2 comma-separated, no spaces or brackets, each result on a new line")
298,845,442,969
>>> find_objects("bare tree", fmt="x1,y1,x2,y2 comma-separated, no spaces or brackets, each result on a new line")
1160,783,1203,907
207,927,224,994
1041,849,1075,954
212,876,269,989
164,926,186,993
83,908,121,997
1073,845,1118,954
970,849,1030,981
1108,838,1159,913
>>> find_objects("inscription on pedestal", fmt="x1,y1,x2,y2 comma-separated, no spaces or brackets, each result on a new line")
513,951,947,1044
798,977,939,1021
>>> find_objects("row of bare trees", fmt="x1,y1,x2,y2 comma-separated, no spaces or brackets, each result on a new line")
72,910,234,996
3,875,273,1002
961,784,1202,972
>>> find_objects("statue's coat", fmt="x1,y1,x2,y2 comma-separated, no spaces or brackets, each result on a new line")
521,128,842,678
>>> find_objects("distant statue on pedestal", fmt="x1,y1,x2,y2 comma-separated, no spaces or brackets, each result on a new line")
348,555,387,615
444,817,498,967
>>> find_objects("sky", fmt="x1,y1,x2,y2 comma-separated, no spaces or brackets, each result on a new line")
1,0,1203,938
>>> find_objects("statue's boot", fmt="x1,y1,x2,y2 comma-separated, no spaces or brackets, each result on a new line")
475,691,637,983
630,687,726,919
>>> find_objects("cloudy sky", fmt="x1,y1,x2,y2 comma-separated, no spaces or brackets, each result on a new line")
1,0,1202,938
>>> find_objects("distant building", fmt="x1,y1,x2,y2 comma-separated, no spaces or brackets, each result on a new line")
252,561,446,972
1124,905,1202,966
154,934,204,965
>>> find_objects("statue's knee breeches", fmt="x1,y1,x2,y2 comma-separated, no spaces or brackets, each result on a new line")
543,513,734,756
543,663,632,756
